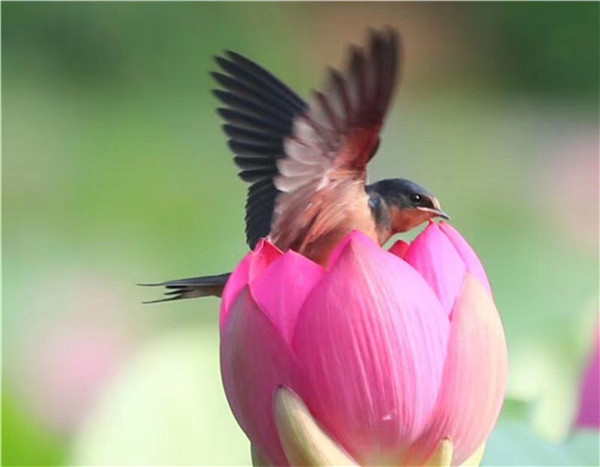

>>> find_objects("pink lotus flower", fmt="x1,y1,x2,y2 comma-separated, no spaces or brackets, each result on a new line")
220,222,508,466
575,325,599,430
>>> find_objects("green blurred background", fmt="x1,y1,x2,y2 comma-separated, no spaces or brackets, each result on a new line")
2,2,598,466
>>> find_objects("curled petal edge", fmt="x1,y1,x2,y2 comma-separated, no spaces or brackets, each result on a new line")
273,387,359,466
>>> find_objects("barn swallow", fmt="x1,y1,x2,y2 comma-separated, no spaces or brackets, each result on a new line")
144,28,448,303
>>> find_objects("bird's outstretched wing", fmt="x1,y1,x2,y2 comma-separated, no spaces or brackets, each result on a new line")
213,28,400,254
212,52,308,249
143,29,401,303
271,28,401,252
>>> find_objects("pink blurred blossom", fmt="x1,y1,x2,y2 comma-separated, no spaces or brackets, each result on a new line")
575,325,600,430
539,134,599,250
220,222,508,466
8,274,135,433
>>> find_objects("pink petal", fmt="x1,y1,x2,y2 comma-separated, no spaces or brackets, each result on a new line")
404,223,467,317
575,325,600,429
220,287,309,467
408,274,508,465
293,231,450,465
438,222,492,293
220,254,252,328
250,250,325,345
326,230,359,268
220,240,282,330
388,239,410,259
249,239,284,281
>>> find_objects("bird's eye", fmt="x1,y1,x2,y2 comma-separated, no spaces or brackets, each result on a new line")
409,193,422,204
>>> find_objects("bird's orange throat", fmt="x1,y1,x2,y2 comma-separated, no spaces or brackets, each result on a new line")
389,205,436,234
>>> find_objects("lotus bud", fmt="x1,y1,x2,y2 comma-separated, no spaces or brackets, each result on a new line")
220,223,508,466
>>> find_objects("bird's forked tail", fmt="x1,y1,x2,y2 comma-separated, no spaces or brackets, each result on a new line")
140,272,230,304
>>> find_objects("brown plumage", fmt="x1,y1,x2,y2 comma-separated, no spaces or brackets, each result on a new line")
266,29,400,266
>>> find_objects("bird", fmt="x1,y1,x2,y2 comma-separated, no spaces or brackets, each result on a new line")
143,28,449,304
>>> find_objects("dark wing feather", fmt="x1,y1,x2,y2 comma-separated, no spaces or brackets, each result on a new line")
245,179,279,248
213,52,308,248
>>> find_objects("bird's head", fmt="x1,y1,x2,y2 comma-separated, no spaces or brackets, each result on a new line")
367,178,449,235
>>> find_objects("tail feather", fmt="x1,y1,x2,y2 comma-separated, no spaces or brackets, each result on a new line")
140,273,230,304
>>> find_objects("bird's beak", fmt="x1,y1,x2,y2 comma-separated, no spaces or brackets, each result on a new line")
417,207,451,221
417,198,450,220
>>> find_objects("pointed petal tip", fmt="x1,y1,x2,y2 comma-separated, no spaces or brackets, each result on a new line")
249,250,325,344
327,230,382,268
388,239,410,259
437,223,492,294
404,222,467,317
254,238,283,255
221,240,282,330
